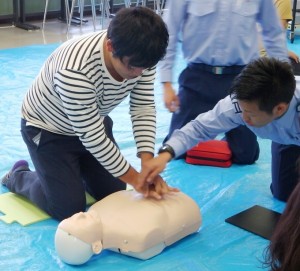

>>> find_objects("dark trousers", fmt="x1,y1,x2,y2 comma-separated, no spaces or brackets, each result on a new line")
7,117,126,221
290,57,300,76
165,65,259,164
271,142,300,201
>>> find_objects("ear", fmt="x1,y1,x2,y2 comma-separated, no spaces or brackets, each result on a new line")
106,39,114,53
92,240,103,254
273,102,288,118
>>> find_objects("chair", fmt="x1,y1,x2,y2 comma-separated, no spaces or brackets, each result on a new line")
43,0,97,33
43,0,70,29
154,0,165,15
124,0,131,8
135,0,166,15
67,0,97,34
98,0,111,30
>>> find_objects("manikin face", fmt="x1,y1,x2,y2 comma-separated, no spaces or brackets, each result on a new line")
59,210,102,244
238,100,287,128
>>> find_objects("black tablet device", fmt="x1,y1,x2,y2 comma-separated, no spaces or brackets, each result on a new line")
225,205,282,240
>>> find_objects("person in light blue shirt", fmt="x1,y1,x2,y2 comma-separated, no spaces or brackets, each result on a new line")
143,58,300,201
159,0,289,165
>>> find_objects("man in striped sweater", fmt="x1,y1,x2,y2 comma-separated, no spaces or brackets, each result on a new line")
1,7,176,221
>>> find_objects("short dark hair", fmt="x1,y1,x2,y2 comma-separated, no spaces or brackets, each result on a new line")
229,57,295,114
107,6,169,68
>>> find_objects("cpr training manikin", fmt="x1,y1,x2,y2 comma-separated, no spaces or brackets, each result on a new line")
55,190,202,265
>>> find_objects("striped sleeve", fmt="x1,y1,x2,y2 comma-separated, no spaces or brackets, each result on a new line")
130,66,156,156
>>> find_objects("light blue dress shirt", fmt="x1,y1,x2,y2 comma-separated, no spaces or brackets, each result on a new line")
166,77,300,157
159,0,289,83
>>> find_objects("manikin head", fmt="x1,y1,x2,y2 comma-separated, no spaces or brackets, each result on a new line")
55,210,103,265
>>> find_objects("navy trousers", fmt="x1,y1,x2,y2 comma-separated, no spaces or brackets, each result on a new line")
7,117,126,220
165,64,259,164
271,142,300,201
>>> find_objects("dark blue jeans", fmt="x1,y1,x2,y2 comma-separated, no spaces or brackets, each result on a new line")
7,117,126,220
165,64,259,164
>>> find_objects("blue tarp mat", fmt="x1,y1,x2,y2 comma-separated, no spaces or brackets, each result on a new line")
1,37,299,270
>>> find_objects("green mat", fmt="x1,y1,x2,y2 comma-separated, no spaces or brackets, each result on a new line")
0,192,96,226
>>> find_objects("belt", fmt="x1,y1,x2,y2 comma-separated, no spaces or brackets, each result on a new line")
188,63,246,75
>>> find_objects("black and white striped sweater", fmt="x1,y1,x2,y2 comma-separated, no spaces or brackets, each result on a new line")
22,31,156,177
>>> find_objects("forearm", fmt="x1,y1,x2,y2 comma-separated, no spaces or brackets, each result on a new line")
260,0,289,61
119,166,139,187
130,71,156,155
159,0,186,83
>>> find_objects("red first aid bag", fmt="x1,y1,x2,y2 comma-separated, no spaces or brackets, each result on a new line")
186,140,232,168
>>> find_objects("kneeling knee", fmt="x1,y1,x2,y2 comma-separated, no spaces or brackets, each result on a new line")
49,199,86,221
232,148,260,165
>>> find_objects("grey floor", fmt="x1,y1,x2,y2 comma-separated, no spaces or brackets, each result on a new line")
0,15,108,50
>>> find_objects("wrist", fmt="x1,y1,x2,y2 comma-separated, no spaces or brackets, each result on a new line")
119,166,138,186
158,144,175,160
158,152,173,163
139,152,154,161
162,82,172,89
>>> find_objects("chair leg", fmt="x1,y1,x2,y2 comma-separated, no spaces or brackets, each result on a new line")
136,0,146,6
155,0,164,15
43,0,49,29
124,0,131,8
162,0,166,14
67,0,75,34
99,0,110,30
79,0,84,27
105,0,111,18
99,0,104,29
91,0,96,31
156,0,161,15
64,0,70,25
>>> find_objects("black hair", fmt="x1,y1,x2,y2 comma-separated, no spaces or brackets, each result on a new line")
229,57,295,114
107,6,169,68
